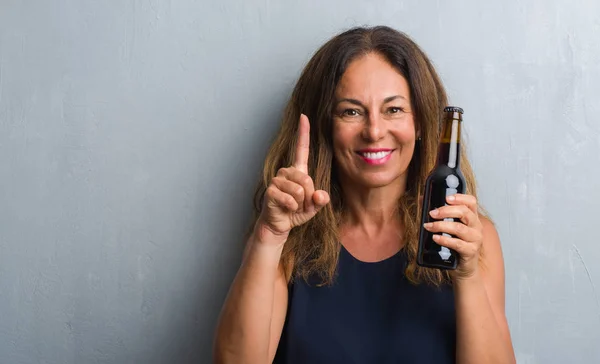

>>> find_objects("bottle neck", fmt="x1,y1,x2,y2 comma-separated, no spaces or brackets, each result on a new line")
436,117,462,168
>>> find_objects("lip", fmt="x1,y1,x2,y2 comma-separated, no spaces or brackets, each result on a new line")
356,148,394,153
355,148,395,165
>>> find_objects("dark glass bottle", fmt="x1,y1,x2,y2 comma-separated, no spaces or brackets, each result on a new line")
417,106,466,270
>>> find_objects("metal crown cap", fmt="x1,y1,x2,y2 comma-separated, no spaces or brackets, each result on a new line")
444,106,464,114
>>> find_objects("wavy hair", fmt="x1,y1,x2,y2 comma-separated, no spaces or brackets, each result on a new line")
251,25,483,286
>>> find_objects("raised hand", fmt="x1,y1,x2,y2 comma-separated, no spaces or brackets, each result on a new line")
257,114,330,242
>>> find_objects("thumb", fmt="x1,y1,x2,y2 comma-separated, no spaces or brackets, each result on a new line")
312,190,330,209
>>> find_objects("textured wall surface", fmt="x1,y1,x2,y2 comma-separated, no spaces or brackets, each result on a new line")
1,1,599,363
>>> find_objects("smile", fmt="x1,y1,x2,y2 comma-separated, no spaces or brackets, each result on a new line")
356,149,394,165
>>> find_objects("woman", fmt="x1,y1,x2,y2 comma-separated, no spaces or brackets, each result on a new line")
213,25,516,364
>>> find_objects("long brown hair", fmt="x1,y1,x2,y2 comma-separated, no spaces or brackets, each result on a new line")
251,25,483,286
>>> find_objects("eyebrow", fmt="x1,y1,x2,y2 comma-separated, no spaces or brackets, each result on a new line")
336,95,407,106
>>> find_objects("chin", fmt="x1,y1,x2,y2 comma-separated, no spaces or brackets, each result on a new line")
355,172,404,189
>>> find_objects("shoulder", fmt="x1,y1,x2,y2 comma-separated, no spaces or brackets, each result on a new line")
479,215,503,265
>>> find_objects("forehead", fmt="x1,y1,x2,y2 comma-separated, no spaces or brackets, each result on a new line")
335,53,410,99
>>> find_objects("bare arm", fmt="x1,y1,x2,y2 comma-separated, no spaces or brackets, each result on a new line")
454,218,516,364
424,195,516,364
213,114,329,363
213,224,289,364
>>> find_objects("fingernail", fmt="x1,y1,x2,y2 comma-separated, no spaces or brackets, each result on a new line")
429,209,439,216
423,222,433,229
447,195,455,201
432,234,440,241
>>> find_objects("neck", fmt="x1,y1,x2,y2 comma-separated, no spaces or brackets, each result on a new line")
339,176,405,234
437,118,462,168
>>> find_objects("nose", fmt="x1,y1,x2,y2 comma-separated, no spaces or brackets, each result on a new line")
361,111,386,141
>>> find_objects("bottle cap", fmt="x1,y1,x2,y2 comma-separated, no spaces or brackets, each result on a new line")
444,106,464,114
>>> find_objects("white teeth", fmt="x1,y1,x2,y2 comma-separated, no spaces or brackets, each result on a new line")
361,151,391,159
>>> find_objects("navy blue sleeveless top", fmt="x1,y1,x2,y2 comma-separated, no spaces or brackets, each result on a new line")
274,245,456,364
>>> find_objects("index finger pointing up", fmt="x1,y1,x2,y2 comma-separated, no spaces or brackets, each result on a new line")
294,114,310,174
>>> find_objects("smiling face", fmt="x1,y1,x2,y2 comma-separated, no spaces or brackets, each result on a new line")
332,52,417,191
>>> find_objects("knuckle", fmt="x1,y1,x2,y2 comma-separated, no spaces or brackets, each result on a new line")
461,206,470,216
301,174,312,186
266,185,278,197
448,238,457,249
455,239,465,250
449,238,458,249
285,195,297,208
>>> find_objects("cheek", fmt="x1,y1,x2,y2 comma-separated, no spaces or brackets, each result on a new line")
392,119,417,143
332,124,357,151
331,128,347,163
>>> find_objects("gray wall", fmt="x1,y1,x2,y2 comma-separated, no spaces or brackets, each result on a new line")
1,1,599,363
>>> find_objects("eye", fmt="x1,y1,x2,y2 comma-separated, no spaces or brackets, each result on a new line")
388,107,404,114
341,109,360,117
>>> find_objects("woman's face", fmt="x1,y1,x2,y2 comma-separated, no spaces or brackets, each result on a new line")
332,52,417,190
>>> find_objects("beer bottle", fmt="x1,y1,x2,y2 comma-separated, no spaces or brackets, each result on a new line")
417,106,466,270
